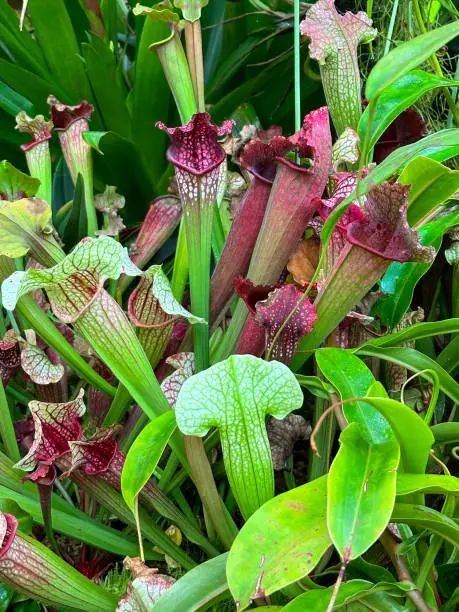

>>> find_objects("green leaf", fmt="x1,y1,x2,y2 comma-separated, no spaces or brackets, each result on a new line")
399,156,459,226
296,374,335,399
0,59,66,116
282,579,414,611
372,211,459,327
27,0,94,105
84,131,157,222
226,476,331,611
81,35,131,138
431,422,459,445
396,473,459,497
391,503,459,547
0,81,34,117
361,387,434,474
175,355,303,518
0,160,39,200
358,71,459,153
60,173,88,249
130,14,169,183
366,20,459,99
121,412,177,512
0,198,63,265
356,346,459,405
328,423,399,561
151,553,228,612
315,348,388,444
361,318,459,348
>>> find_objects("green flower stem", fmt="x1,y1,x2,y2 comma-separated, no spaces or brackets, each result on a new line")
412,0,459,126
185,19,206,112
25,142,52,205
0,381,20,462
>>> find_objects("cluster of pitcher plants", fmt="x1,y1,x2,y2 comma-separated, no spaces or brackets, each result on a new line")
0,0,458,610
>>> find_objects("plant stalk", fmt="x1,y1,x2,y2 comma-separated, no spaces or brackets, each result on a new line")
185,20,206,112
0,381,20,462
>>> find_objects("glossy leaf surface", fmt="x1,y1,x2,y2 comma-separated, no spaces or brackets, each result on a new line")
227,476,330,610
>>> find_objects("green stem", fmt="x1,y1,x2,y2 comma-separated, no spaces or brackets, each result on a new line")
171,220,189,302
103,384,132,427
294,0,301,134
0,381,20,462
384,0,400,56
307,395,336,480
185,20,206,112
412,0,459,126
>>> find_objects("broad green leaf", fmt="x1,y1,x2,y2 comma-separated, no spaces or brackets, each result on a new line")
359,71,459,153
150,266,205,324
0,160,39,200
396,474,459,497
151,553,228,612
392,503,459,547
81,35,131,138
282,579,414,611
0,0,47,76
60,173,89,250
226,476,331,611
0,58,67,116
366,21,459,99
0,81,34,117
121,412,177,512
0,197,63,265
27,0,94,107
372,210,459,327
399,156,459,226
362,386,434,474
328,423,399,560
356,346,459,405
130,13,170,184
431,422,459,445
315,348,388,444
84,131,157,222
175,355,303,518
